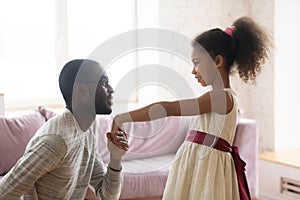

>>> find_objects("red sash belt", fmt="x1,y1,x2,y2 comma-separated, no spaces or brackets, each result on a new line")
186,130,251,200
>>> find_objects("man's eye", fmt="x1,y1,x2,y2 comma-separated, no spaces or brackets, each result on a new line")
101,80,109,87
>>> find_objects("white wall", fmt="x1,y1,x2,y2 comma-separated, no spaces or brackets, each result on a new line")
274,0,300,151
158,0,275,152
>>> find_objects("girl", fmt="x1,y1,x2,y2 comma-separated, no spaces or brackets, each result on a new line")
112,16,271,200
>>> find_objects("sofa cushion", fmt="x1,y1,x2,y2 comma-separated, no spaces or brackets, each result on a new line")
120,154,174,199
38,106,57,121
36,106,189,199
37,107,190,163
91,116,190,163
0,112,45,175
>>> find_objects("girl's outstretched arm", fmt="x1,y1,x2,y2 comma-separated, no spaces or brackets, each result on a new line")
112,90,232,132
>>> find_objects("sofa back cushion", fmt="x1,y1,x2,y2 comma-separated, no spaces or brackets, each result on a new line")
38,106,57,121
0,112,45,175
38,107,190,163
91,116,190,163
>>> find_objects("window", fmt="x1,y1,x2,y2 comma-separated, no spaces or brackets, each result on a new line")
0,0,57,110
0,0,145,112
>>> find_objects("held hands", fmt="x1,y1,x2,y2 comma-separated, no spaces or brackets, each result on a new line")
106,129,128,161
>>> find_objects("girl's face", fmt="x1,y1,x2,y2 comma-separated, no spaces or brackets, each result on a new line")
191,47,217,87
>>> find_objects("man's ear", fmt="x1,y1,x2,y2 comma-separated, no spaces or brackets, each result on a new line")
214,55,224,68
73,83,88,98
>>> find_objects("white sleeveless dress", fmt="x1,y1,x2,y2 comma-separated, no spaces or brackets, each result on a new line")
162,88,240,200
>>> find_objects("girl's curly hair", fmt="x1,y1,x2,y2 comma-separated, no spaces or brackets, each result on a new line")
193,16,272,83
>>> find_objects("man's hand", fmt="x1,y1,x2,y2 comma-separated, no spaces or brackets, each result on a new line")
106,130,128,161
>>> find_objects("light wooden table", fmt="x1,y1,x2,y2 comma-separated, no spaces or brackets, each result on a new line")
259,149,300,200
259,149,300,170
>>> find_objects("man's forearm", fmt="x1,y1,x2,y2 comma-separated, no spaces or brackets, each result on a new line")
93,156,123,200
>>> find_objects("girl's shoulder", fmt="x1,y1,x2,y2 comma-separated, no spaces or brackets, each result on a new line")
201,88,235,115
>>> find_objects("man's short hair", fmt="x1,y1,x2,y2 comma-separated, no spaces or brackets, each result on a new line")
59,59,100,106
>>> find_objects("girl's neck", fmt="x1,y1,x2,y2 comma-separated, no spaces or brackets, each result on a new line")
212,68,231,89
211,76,230,90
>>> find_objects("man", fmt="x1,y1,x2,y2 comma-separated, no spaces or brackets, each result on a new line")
0,59,128,199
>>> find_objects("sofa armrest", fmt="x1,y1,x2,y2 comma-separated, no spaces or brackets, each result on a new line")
233,118,258,198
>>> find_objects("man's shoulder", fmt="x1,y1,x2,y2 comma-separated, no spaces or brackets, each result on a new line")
29,111,75,148
36,111,76,135
25,133,67,159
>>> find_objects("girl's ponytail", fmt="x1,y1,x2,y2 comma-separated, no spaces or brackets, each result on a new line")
231,17,272,83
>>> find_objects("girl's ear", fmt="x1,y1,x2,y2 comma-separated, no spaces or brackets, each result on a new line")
214,55,224,68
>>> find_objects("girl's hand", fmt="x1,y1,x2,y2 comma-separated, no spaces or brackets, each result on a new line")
111,116,123,133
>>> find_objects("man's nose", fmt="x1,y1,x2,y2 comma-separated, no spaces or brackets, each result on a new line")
191,67,196,74
107,84,114,94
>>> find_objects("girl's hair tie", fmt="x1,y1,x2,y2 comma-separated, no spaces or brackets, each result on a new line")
224,26,236,37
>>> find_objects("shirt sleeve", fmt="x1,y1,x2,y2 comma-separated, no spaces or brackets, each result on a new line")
89,152,123,200
0,135,67,199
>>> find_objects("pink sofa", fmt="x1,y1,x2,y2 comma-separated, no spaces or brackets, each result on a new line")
0,107,258,199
